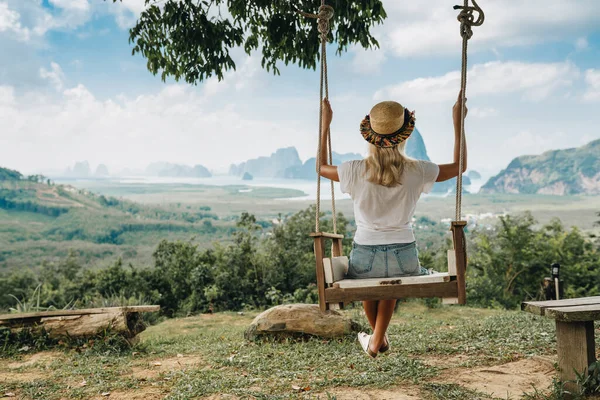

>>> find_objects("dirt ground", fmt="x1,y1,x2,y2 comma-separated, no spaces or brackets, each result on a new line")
313,388,422,400
127,354,205,381
440,357,555,398
1,350,557,400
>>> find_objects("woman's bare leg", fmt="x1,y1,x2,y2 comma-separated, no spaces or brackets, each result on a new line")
363,300,378,330
369,299,396,353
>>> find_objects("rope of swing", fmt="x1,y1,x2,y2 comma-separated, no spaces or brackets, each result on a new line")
454,0,484,221
297,1,336,234
300,0,484,230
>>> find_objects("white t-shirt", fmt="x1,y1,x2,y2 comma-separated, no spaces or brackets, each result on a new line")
338,159,440,245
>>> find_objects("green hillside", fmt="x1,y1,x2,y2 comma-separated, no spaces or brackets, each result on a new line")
0,167,23,181
481,139,600,195
0,177,241,272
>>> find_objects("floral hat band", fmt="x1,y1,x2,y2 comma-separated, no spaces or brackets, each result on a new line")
359,108,416,148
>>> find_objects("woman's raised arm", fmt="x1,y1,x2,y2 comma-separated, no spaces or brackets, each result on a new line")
437,91,468,182
317,98,340,182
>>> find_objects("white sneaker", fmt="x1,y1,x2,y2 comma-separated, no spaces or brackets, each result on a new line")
357,332,377,358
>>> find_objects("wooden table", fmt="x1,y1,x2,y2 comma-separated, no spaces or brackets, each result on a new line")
522,297,599,391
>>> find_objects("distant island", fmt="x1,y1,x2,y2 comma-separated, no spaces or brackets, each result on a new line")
229,128,431,181
95,164,110,177
282,151,364,180
50,135,600,198
481,138,600,195
226,130,479,193
64,161,92,178
59,161,213,178
430,175,472,194
145,162,212,178
229,147,301,179
467,170,482,180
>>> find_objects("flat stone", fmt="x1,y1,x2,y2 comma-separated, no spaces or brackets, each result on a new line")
244,304,362,340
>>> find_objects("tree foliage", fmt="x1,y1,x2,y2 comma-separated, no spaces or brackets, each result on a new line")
2,208,599,315
467,213,600,308
0,189,69,217
0,167,22,181
111,0,386,84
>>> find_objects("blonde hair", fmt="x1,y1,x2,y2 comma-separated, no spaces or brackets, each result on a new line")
365,142,415,187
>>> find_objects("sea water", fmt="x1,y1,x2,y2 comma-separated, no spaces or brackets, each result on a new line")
53,175,486,201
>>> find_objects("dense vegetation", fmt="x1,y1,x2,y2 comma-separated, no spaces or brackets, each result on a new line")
0,167,22,181
467,214,600,307
2,205,598,315
0,190,68,217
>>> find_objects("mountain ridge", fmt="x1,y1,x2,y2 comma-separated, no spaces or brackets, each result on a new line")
229,128,431,180
481,139,600,195
229,147,301,178
146,162,212,178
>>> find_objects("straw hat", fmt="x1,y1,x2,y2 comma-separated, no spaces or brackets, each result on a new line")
371,101,405,134
360,101,416,148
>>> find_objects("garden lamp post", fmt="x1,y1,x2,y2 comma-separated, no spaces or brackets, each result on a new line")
551,263,560,300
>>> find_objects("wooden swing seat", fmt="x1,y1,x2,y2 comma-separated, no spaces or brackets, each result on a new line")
312,222,467,311
324,280,460,304
333,272,453,288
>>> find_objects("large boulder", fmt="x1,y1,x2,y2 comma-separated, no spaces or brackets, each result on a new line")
244,304,363,340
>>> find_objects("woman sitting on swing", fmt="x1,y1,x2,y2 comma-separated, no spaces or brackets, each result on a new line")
318,91,467,358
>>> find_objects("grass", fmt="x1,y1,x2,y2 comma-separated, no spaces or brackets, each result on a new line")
1,303,587,400
423,383,492,399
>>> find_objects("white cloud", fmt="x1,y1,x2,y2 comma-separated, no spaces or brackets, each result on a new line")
0,85,15,106
0,61,312,173
502,130,571,158
2,58,600,180
380,0,600,58
375,61,579,104
105,0,230,31
49,0,90,12
0,0,92,43
351,46,387,74
583,69,600,101
0,2,30,41
40,62,66,91
469,107,498,119
202,55,260,96
105,0,147,29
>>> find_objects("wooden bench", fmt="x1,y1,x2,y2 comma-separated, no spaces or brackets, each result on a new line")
0,306,160,340
522,297,599,391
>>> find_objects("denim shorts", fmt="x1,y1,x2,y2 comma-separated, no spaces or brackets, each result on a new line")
347,242,429,279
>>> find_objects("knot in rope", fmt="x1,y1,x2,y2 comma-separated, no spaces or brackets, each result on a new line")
295,5,334,41
316,5,334,39
453,0,484,40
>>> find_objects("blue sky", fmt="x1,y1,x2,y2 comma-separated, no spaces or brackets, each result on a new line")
1,0,600,177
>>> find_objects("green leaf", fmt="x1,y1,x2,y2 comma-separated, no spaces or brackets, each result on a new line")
107,0,387,84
